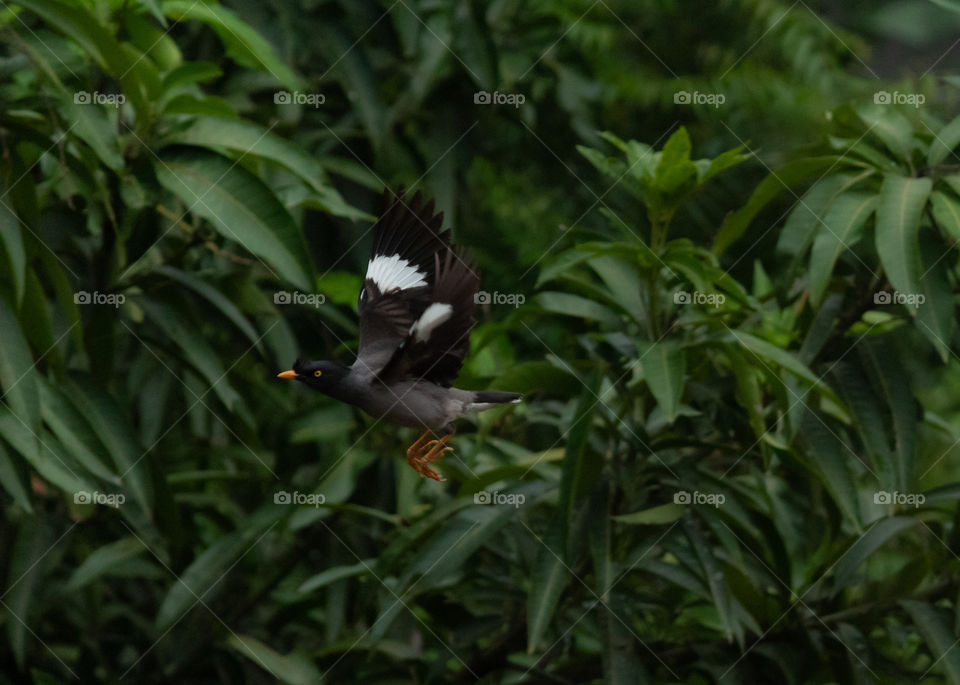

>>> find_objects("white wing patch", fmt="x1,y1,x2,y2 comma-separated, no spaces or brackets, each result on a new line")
366,254,427,292
410,302,452,342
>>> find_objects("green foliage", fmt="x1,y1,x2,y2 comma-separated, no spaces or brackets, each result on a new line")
1,0,960,684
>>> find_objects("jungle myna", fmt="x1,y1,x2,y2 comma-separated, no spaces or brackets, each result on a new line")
277,188,521,481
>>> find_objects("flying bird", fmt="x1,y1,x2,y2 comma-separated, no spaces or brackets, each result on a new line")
277,188,521,481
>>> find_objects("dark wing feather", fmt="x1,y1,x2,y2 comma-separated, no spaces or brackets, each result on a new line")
354,188,453,378
378,250,480,386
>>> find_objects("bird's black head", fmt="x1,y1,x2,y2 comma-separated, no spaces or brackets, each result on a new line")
277,359,351,396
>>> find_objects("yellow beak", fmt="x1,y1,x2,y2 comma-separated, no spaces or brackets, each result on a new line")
276,369,297,379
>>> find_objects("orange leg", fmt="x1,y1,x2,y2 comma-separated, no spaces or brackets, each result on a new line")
406,432,453,481
405,430,433,462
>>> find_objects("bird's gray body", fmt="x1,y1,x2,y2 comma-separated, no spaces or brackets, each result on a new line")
283,189,521,436
345,365,478,431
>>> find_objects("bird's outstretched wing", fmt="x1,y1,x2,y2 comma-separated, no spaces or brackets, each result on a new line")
355,188,452,379
378,250,479,387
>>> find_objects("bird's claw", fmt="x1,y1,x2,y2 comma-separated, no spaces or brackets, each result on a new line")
405,434,453,481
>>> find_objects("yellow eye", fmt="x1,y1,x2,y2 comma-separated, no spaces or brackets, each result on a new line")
314,370,322,377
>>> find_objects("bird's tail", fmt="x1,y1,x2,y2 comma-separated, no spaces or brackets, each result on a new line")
470,391,522,406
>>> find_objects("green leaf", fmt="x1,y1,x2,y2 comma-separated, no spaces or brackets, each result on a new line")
833,517,915,589
799,414,862,529
162,1,300,90
777,173,858,258
558,381,601,554
917,232,955,362
14,0,151,119
807,193,878,304
641,340,686,422
719,330,839,402
68,537,147,590
527,538,572,653
224,634,323,685
614,503,685,525
860,338,917,492
930,191,960,243
713,156,839,257
155,148,313,291
136,298,245,416
6,517,48,667
685,520,740,645
857,106,914,161
928,113,960,165
63,377,153,515
156,507,282,631
902,600,960,685
38,379,118,482
58,97,124,172
875,174,932,303
154,266,262,352
535,291,621,327
654,127,697,194
165,118,328,195
0,194,26,306
298,561,372,594
0,442,32,512
0,297,40,437
699,146,748,183
0,408,90,495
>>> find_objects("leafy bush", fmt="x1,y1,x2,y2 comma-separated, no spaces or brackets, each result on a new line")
1,1,960,684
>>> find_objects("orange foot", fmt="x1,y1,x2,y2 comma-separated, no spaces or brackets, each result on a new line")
405,430,452,481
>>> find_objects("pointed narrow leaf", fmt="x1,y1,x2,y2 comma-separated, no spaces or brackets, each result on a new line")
527,539,572,653
162,1,300,90
225,634,323,685
0,196,25,306
833,517,915,589
155,148,313,290
641,341,686,422
0,298,40,436
808,193,877,304
930,191,960,243
928,114,960,166
917,233,955,362
713,156,839,257
875,175,932,303
902,600,960,685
